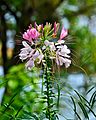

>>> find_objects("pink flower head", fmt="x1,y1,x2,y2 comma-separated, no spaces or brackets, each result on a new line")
59,26,68,40
23,28,40,42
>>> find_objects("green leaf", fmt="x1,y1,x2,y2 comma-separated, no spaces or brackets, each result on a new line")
39,112,46,119
85,104,96,118
78,101,89,119
86,86,95,94
80,95,90,105
70,96,76,111
90,91,96,108
74,90,90,105
3,99,14,114
57,84,60,108
21,111,39,120
74,111,82,120
70,97,81,120
74,90,82,101
15,106,23,118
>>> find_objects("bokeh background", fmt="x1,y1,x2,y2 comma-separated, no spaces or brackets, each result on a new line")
0,0,96,119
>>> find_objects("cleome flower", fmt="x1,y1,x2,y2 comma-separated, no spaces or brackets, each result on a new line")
55,44,71,68
19,22,71,70
19,41,44,70
42,40,71,68
19,41,33,61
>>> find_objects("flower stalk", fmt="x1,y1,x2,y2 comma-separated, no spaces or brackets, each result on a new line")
43,55,55,120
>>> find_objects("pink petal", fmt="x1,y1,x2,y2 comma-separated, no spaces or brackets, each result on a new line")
22,28,40,42
60,26,68,40
54,22,56,34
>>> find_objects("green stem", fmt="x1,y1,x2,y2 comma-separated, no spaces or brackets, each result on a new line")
44,66,51,120
43,52,57,120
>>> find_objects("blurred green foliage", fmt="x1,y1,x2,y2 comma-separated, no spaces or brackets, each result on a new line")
0,64,45,119
70,24,96,74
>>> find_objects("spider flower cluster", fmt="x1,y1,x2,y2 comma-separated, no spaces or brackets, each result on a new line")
19,22,71,70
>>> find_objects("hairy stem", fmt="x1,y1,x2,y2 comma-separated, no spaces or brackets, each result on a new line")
46,67,51,120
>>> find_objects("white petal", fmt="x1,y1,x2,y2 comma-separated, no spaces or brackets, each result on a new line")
55,40,65,45
20,49,28,54
64,59,71,68
59,56,65,65
33,50,39,60
19,53,28,60
58,52,70,58
56,46,62,49
25,59,34,70
28,49,35,57
42,46,46,50
65,62,70,68
50,45,56,51
22,41,32,52
56,57,60,65
61,45,70,54
37,53,44,64
22,41,30,47
44,40,50,46
59,58,63,65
